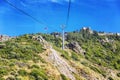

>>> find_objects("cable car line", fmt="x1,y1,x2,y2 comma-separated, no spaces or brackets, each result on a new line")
66,0,71,27
3,0,47,27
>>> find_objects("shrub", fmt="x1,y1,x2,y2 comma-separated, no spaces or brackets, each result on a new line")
18,69,27,76
90,66,106,77
71,52,79,61
31,65,40,69
108,77,114,80
60,74,69,80
30,69,48,80
15,77,21,80
0,68,8,77
113,63,119,69
81,61,88,66
6,77,15,80
117,73,120,77
61,51,70,60
0,78,5,80
9,63,15,67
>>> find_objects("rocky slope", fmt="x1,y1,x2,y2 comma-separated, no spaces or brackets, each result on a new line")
0,32,120,80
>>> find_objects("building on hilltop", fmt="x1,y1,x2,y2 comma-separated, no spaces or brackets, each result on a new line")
82,27,93,34
0,35,11,42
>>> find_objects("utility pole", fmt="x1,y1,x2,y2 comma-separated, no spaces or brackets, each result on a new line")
61,25,65,50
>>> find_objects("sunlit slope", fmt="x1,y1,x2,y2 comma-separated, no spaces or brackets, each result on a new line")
0,31,120,80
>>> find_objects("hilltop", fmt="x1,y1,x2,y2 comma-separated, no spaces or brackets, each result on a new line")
0,28,120,80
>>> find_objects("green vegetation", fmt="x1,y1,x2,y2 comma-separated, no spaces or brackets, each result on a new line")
117,72,120,77
41,33,62,47
18,69,28,76
108,77,114,80
0,34,48,79
65,29,120,70
0,34,44,61
53,46,70,60
71,52,80,61
41,29,120,79
0,68,8,77
89,65,106,77
0,29,120,80
30,68,48,80
60,74,69,80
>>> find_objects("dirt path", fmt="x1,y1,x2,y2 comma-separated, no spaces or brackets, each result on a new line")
35,35,77,80
48,47,77,80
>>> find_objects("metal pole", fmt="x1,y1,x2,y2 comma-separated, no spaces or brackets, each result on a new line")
61,25,65,50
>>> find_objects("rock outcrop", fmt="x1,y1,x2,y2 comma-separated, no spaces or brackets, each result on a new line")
67,42,86,55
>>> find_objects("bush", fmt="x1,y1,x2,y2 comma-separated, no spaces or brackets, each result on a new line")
30,69,48,80
31,65,40,69
0,68,8,77
9,63,15,67
18,69,27,76
0,78,5,80
81,61,88,66
6,77,15,80
61,74,69,80
117,73,120,77
108,77,114,80
15,77,21,80
90,66,106,77
113,63,119,69
61,51,70,60
71,52,79,61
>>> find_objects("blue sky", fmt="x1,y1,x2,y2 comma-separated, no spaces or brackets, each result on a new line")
0,0,120,36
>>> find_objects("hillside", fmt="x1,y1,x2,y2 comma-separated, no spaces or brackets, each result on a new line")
0,28,120,80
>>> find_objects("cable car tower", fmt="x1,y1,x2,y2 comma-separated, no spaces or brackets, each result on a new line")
62,0,71,50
